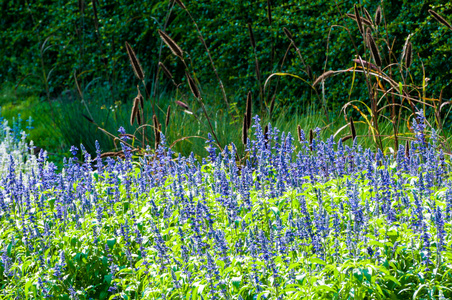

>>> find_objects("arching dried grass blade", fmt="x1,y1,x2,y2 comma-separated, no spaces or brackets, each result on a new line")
312,70,336,86
283,27,293,40
341,135,353,142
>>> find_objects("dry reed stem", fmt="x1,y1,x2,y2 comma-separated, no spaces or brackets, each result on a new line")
125,42,145,81
312,70,336,86
174,0,186,9
159,62,173,79
341,135,353,142
283,27,293,39
428,9,452,30
158,29,183,59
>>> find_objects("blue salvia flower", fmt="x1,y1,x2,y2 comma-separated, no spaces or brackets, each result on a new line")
421,221,432,270
38,277,52,298
205,133,217,163
434,205,445,253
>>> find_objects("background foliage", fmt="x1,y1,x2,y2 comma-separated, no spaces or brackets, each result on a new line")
1,0,451,113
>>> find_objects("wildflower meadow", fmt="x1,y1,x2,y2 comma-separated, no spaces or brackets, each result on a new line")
1,111,452,300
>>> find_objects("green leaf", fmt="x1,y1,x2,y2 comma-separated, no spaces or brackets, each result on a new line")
107,238,116,248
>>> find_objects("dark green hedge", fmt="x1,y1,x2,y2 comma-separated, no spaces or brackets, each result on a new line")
1,0,451,114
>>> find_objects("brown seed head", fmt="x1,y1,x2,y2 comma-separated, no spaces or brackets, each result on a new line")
248,23,256,49
246,91,252,130
367,31,382,66
375,6,382,26
309,129,314,151
297,124,302,142
350,117,357,141
354,5,364,34
405,42,413,68
125,42,145,81
363,8,374,26
158,29,183,59
185,71,200,99
428,9,452,30
176,100,190,110
166,105,171,127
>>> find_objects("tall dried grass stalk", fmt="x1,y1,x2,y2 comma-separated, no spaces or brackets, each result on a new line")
159,62,173,79
174,0,186,10
158,29,184,59
125,42,145,81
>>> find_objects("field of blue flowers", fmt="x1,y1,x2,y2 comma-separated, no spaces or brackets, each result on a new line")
1,112,452,299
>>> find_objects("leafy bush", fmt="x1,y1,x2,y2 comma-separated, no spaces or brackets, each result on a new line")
1,1,450,113
1,113,452,299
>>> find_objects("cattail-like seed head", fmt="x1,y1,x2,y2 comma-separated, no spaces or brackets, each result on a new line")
125,42,145,81
354,5,364,34
248,23,256,49
130,96,140,126
283,27,293,40
158,29,184,59
367,31,382,66
185,71,200,99
405,42,413,68
267,0,272,25
297,124,302,142
176,100,189,110
174,0,186,9
341,135,353,142
363,8,374,26
159,62,173,79
242,115,248,145
309,129,314,151
429,10,452,30
153,114,161,148
246,91,252,130
350,117,357,141
375,6,382,26
166,105,171,127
